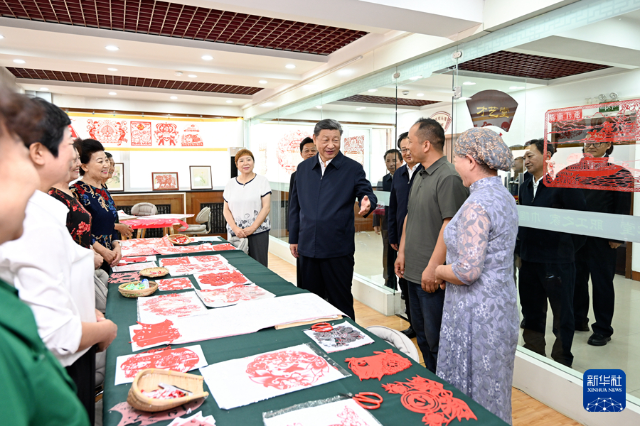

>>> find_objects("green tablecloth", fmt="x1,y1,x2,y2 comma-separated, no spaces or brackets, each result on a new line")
103,242,507,426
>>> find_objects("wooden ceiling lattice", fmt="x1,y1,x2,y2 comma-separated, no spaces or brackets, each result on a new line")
340,95,439,107
0,0,368,55
7,67,263,95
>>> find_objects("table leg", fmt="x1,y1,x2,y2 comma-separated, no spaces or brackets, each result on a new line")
136,229,143,239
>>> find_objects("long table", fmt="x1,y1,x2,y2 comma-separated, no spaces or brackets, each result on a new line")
103,241,507,426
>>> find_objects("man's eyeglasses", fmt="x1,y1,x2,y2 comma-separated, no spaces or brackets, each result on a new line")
400,149,410,153
584,142,608,147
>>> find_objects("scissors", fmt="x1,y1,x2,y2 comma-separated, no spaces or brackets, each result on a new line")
311,322,333,332
342,392,383,410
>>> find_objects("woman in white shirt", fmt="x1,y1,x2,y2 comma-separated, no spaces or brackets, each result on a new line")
223,149,271,266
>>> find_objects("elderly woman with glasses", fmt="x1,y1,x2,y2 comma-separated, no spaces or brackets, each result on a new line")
434,128,518,425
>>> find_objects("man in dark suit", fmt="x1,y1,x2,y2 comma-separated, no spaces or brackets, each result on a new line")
289,119,377,320
519,139,586,367
373,148,403,290
388,132,423,338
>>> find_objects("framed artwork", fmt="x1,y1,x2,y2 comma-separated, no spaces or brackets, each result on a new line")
105,162,124,192
152,172,179,191
190,165,213,190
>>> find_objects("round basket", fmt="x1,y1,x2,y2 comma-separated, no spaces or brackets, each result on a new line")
118,281,158,298
127,369,209,412
168,234,192,246
139,267,170,279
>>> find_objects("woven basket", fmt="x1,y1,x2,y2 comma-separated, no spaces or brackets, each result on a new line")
127,369,209,412
168,234,192,246
118,281,158,298
139,267,169,278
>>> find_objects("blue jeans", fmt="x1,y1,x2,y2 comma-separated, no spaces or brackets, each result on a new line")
407,280,445,373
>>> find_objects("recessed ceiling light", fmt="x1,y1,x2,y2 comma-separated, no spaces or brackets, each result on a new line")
463,81,476,86
226,100,233,103
13,59,25,64
105,45,119,51
356,107,366,111
315,106,322,109
409,76,422,81
417,93,424,97
338,69,353,76
40,87,49,91
285,64,296,69
109,92,117,96
509,86,525,90
259,80,268,84
262,102,274,107
170,96,178,100
368,89,378,93
188,74,197,78
107,67,118,71
201,55,213,61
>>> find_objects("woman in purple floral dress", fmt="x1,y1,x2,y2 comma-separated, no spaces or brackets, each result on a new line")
435,128,519,424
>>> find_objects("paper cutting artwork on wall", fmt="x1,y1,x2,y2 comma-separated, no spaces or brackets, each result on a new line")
130,121,152,146
196,284,275,308
263,398,382,426
304,321,374,353
155,122,180,146
87,119,128,145
345,349,412,381
137,291,208,323
199,344,348,410
195,270,252,288
181,124,204,147
382,376,477,426
109,398,204,426
277,129,313,174
130,319,182,351
544,98,640,192
114,345,208,385
157,277,195,291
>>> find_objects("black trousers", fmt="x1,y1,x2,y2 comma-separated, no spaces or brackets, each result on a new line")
574,237,617,337
66,346,96,425
298,254,356,320
398,277,412,327
519,260,575,367
381,230,398,289
248,231,269,267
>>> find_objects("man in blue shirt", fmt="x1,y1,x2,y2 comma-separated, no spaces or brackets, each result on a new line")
388,132,423,338
289,119,377,320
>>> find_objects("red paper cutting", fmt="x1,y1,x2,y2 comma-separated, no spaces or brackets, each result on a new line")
109,398,204,426
120,256,150,264
160,257,192,266
157,277,194,291
193,255,226,263
131,319,181,349
200,284,267,304
345,349,412,381
130,121,152,147
87,119,128,145
329,406,369,426
382,376,477,426
108,272,141,285
141,293,204,318
155,122,179,146
120,346,200,378
246,350,330,390
210,243,237,251
197,270,250,286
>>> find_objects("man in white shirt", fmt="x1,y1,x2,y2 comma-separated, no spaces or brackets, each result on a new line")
0,98,117,424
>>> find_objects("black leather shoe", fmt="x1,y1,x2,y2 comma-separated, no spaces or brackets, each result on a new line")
588,333,611,346
575,323,590,332
401,327,416,339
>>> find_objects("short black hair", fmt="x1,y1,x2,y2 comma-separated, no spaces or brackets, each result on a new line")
313,119,343,137
525,138,554,157
105,151,113,159
29,98,71,158
413,118,445,151
384,148,402,162
78,138,105,175
396,131,409,149
299,137,314,153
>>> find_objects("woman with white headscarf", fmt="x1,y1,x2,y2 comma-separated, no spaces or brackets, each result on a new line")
434,127,519,425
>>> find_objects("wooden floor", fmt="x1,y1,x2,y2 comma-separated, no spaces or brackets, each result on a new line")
267,253,582,426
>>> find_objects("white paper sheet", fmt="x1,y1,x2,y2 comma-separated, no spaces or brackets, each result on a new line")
117,255,157,266
190,236,223,242
200,344,348,410
168,411,216,426
263,398,382,426
129,293,345,351
165,263,232,277
303,321,375,353
193,270,252,288
195,284,275,308
114,345,208,385
112,261,157,273
137,291,209,323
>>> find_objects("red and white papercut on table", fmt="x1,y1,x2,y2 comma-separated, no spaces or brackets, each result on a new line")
263,398,382,426
200,344,348,410
190,254,229,265
120,238,170,256
165,262,231,277
137,291,209,323
118,256,157,266
208,243,238,251
112,261,158,273
114,345,208,385
155,244,216,255
109,398,204,426
345,349,412,381
194,270,252,288
129,293,345,351
108,272,141,285
156,277,195,291
195,284,275,308
159,256,196,267
303,321,374,353
167,411,216,426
